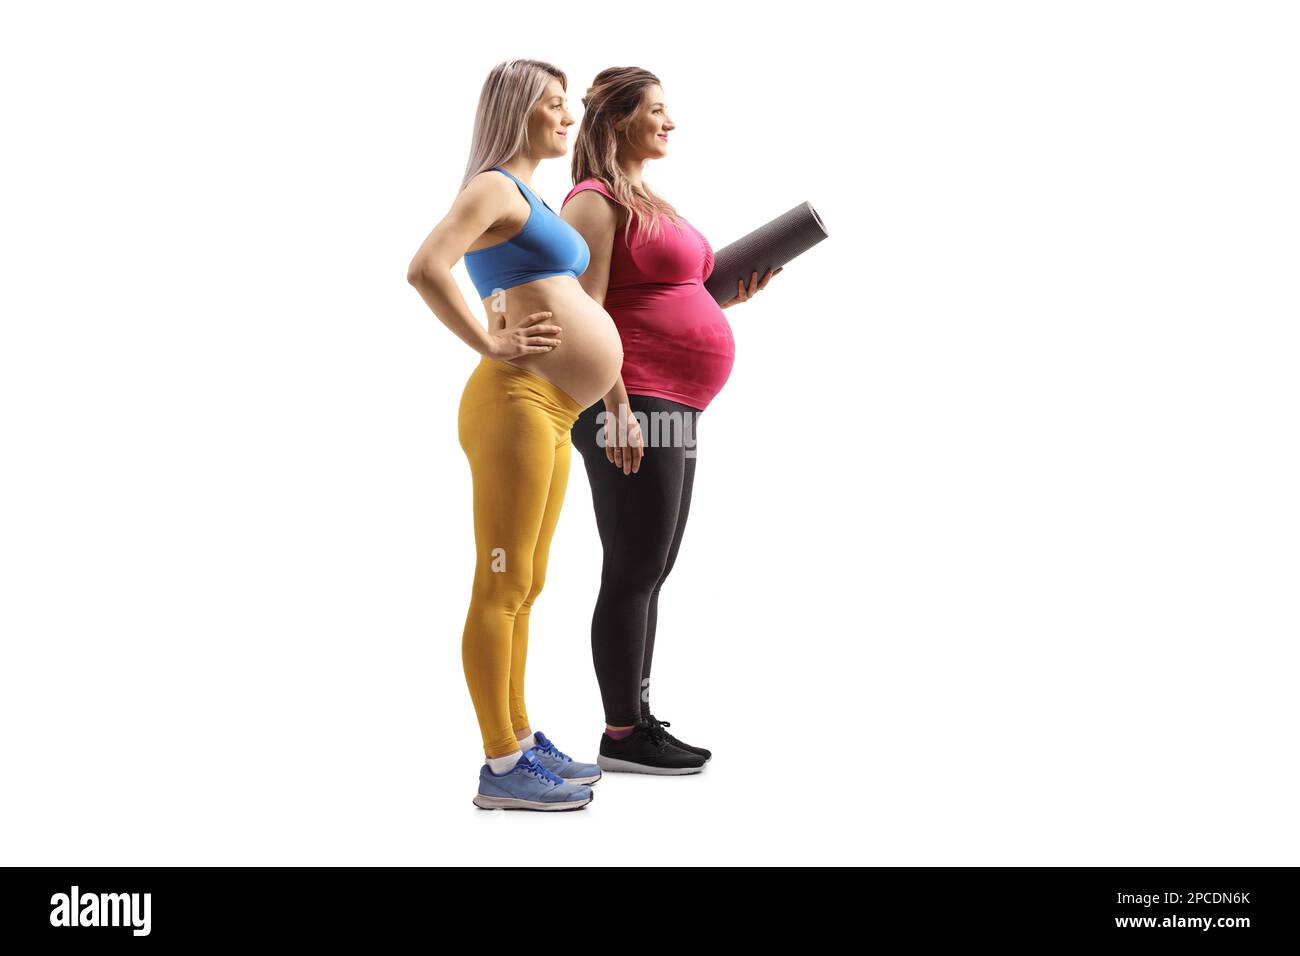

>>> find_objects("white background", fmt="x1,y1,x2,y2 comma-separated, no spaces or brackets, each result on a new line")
2,1,1297,866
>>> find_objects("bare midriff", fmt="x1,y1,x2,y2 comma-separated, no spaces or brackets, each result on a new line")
481,274,623,409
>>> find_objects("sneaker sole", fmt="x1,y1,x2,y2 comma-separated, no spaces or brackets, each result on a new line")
596,755,705,775
565,772,602,785
472,793,592,811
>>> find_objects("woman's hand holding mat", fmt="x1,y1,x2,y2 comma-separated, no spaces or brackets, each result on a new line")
719,267,782,309
704,201,829,305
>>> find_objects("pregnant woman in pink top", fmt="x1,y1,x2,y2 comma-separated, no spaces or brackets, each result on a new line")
561,67,779,775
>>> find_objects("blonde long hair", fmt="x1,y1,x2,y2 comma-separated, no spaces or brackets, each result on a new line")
460,59,568,191
571,67,680,244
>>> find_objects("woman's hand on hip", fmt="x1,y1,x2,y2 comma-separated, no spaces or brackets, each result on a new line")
720,267,782,309
485,311,562,359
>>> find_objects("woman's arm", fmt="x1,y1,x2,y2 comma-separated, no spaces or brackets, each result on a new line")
562,189,642,472
560,192,619,409
562,189,617,307
407,174,562,358
561,190,619,407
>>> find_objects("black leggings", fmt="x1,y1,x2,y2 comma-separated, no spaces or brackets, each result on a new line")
572,395,702,726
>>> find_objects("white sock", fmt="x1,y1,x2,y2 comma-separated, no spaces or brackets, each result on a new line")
516,733,537,752
486,750,522,775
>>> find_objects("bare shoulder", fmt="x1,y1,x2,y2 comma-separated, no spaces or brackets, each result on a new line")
563,187,620,228
458,168,517,210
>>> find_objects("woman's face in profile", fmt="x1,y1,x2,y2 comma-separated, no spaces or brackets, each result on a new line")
527,77,575,159
620,84,675,161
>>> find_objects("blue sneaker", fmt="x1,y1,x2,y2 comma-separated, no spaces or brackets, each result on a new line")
473,750,593,811
531,730,602,785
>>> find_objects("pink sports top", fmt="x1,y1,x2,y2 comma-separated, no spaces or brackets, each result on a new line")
562,179,735,410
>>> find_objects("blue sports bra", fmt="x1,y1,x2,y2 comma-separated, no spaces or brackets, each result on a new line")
463,166,590,299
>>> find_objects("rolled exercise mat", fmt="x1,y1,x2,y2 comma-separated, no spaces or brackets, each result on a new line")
703,201,829,305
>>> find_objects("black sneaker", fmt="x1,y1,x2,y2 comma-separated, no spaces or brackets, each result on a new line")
597,718,706,775
644,713,712,763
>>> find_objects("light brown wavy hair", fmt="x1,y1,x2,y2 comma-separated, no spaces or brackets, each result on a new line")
571,67,680,244
461,59,568,191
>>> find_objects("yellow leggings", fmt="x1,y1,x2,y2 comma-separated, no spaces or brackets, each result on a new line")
457,356,585,758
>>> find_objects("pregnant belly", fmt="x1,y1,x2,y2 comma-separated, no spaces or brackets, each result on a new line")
606,284,736,408
480,275,624,409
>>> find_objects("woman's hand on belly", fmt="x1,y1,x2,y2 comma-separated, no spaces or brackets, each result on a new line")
480,276,624,407
485,311,563,360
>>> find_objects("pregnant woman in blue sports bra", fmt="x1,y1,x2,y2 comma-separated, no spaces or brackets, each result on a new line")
406,60,623,811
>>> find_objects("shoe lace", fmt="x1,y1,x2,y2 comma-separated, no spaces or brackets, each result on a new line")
639,719,672,747
519,752,565,786
645,714,677,741
537,737,571,763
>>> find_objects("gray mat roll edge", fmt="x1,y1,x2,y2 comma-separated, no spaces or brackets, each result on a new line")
703,201,829,305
